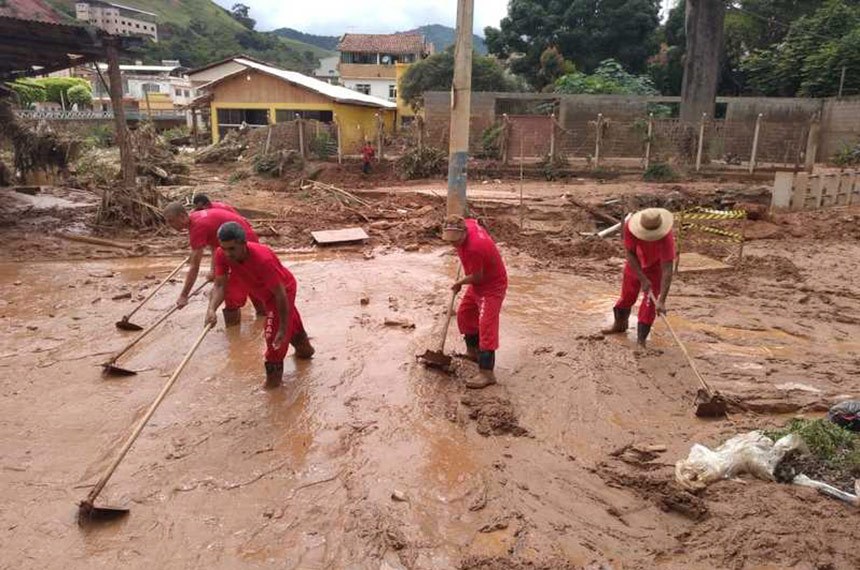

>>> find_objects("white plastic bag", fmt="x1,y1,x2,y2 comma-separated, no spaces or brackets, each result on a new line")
675,431,804,492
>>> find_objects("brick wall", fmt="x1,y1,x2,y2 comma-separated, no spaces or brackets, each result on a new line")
820,98,860,158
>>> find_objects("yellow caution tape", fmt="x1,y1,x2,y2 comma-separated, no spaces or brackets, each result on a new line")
676,207,748,221
680,222,744,242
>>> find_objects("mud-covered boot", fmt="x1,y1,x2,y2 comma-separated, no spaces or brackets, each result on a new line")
251,297,267,317
464,334,479,362
466,351,497,389
637,322,652,348
291,330,315,359
222,308,241,327
601,307,630,335
264,361,284,388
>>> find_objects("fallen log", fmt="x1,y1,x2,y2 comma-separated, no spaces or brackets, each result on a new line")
56,233,136,250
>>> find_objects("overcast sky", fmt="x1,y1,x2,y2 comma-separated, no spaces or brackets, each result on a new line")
214,0,675,36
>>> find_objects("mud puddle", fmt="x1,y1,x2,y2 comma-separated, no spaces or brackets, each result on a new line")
1,248,859,569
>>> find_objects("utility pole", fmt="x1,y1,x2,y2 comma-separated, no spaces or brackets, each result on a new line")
446,0,474,217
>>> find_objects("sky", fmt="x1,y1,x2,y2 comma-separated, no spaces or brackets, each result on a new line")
214,0,675,36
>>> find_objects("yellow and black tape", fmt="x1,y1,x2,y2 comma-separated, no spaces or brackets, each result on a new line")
679,222,744,242
676,208,748,221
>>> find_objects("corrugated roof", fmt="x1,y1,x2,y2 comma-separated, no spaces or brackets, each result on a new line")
215,58,395,109
337,33,425,54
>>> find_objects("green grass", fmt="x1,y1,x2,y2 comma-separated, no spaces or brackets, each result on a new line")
765,418,860,465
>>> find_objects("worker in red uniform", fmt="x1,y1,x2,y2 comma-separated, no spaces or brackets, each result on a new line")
192,193,238,214
361,140,375,174
442,215,508,389
163,201,265,325
205,222,314,388
602,208,676,348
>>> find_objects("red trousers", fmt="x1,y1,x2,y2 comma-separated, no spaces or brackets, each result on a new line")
263,293,305,363
615,262,662,326
457,285,506,351
225,273,265,314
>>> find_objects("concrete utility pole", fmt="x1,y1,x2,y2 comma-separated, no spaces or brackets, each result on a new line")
446,0,474,217
679,0,725,124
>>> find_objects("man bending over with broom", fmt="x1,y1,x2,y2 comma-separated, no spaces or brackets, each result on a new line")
206,222,314,388
442,215,508,389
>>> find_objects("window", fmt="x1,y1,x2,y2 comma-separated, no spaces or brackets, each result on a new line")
142,83,160,94
217,108,270,139
275,110,333,123
341,52,377,64
174,88,182,97
184,89,190,97
354,84,371,95
388,85,397,100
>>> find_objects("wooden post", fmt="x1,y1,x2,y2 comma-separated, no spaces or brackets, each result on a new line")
417,115,424,152
644,112,654,169
695,113,706,173
749,113,762,174
519,137,524,230
838,66,846,99
297,115,306,159
144,90,152,118
334,113,342,165
376,113,383,161
191,108,198,149
594,113,603,168
549,112,556,161
105,40,135,187
804,114,821,173
446,0,474,217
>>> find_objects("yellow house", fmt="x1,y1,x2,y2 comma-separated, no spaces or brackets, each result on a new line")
201,58,396,153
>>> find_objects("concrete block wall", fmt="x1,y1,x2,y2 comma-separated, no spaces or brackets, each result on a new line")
820,98,860,159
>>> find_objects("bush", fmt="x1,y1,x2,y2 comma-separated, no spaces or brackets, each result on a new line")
643,162,678,182
83,124,113,149
228,169,251,184
832,140,860,167
8,79,45,108
537,153,569,181
395,146,447,180
478,122,505,159
309,132,335,159
66,84,92,107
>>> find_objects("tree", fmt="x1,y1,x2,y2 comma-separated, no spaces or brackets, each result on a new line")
7,79,46,108
399,50,523,110
555,59,660,95
538,47,574,90
680,0,725,123
485,0,660,89
230,3,255,30
741,1,860,97
66,84,93,107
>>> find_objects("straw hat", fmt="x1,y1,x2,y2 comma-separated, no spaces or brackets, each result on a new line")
628,208,674,241
441,215,466,242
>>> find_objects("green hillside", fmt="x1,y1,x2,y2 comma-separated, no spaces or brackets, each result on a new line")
42,0,330,72
408,24,487,55
272,28,340,52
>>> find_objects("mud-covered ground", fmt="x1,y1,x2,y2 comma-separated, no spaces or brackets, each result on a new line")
1,169,859,569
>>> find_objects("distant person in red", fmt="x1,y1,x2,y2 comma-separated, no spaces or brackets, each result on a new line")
163,201,265,325
192,193,238,214
205,222,315,388
442,215,508,389
602,208,676,348
361,140,375,174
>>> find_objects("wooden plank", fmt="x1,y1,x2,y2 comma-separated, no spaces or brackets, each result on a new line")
311,227,369,245
790,172,809,210
677,252,731,273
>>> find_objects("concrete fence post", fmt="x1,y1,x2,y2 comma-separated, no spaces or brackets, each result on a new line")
549,112,556,161
334,113,342,164
296,115,306,159
644,113,654,170
501,113,509,165
749,113,763,174
804,114,821,173
695,113,707,173
594,113,603,168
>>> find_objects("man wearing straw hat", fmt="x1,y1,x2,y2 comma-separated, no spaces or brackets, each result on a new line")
602,208,676,348
442,215,508,389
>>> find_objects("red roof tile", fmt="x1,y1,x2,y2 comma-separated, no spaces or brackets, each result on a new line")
337,33,426,54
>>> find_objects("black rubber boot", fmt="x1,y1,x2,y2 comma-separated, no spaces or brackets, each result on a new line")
264,361,284,388
602,307,630,335
222,308,241,327
467,351,497,389
637,322,652,348
291,330,315,359
464,334,479,362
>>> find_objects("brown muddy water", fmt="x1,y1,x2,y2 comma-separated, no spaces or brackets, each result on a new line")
0,249,856,570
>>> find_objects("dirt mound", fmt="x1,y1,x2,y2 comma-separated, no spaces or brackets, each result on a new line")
737,254,804,282
567,237,621,260
677,482,860,570
459,556,578,570
597,463,708,521
461,395,528,437
313,160,406,189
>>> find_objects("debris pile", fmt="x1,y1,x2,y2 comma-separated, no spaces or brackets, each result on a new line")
0,100,80,179
395,145,446,180
132,122,189,184
194,128,248,164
